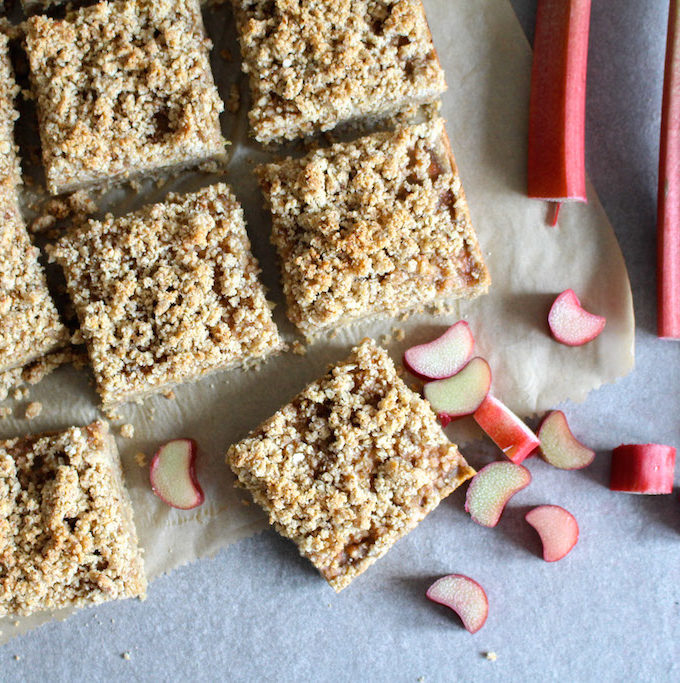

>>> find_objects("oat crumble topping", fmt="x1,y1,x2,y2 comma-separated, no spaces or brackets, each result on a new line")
227,339,475,591
25,0,226,195
256,118,490,337
50,183,283,408
24,402,42,420
232,0,447,143
0,421,146,616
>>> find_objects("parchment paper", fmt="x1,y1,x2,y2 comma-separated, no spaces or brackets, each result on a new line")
0,0,634,642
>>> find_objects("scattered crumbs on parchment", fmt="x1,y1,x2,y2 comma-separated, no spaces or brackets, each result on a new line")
14,655,20,661
13,621,19,627
134,452,147,468
393,327,405,342
220,48,232,61
120,423,134,439
0,406,12,419
484,652,498,662
416,677,425,683
163,389,176,400
12,387,28,401
122,652,131,661
226,83,240,113
24,402,42,420
291,340,307,356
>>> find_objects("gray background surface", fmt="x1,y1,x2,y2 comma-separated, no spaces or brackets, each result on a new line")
2,1,679,681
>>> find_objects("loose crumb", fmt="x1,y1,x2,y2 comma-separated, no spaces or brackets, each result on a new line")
24,402,42,420
13,621,19,627
0,406,12,419
163,389,176,400
119,423,134,439
393,327,405,342
226,83,240,114
220,48,232,61
240,498,250,506
14,655,20,661
12,388,28,401
134,452,147,468
485,652,498,662
291,340,307,356
122,652,131,661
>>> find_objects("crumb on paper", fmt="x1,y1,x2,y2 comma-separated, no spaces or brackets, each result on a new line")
122,652,131,661
485,652,497,662
416,677,425,683
393,327,405,342
12,387,28,401
134,452,147,468
24,402,42,419
226,83,240,113
0,406,12,419
13,621,19,627
14,655,20,661
291,340,307,356
120,423,134,439
163,389,176,400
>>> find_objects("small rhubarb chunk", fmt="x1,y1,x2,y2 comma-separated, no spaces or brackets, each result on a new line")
473,395,540,464
525,505,579,562
465,461,532,527
538,410,595,470
403,322,475,380
423,357,491,425
609,444,676,494
426,575,488,633
548,289,606,346
150,438,204,509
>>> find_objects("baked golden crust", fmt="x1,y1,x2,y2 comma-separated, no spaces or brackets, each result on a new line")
50,183,283,409
25,0,226,195
232,0,447,143
0,35,70,374
0,421,146,616
227,339,475,591
256,118,490,337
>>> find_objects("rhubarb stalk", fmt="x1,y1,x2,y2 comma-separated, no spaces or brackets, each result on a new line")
528,0,591,223
609,444,676,494
658,0,680,338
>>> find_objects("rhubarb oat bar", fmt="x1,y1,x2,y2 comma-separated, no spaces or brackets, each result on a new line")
256,118,490,337
50,183,283,409
25,0,226,195
0,35,69,374
227,339,475,591
0,421,146,616
232,0,447,143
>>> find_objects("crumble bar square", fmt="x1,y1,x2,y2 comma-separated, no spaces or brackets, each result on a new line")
25,0,226,195
0,420,146,616
227,339,475,591
232,0,447,143
50,183,283,409
0,35,69,374
256,118,490,337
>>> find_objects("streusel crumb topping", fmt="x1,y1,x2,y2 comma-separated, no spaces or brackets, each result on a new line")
25,0,226,194
232,0,447,142
228,339,475,591
0,421,146,616
50,183,282,408
256,118,490,336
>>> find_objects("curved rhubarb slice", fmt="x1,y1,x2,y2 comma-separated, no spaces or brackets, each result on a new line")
423,357,491,425
403,322,475,380
548,289,606,346
538,410,595,470
426,575,488,633
465,461,532,527
528,0,591,220
609,444,676,494
473,395,540,464
150,438,204,509
525,505,579,562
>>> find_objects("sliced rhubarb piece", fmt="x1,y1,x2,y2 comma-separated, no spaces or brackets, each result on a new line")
473,395,540,464
538,410,595,470
658,0,680,338
609,444,676,494
525,505,579,562
403,322,475,380
150,438,204,509
465,461,532,527
426,575,488,633
528,0,591,221
548,289,606,346
423,357,491,425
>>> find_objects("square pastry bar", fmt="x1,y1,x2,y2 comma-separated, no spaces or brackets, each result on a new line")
49,183,283,410
0,421,146,616
0,34,69,375
25,0,225,195
231,0,447,143
256,117,490,338
227,339,475,591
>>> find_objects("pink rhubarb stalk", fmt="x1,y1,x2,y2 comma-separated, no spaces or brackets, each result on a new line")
609,444,676,494
658,0,680,338
528,0,591,223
